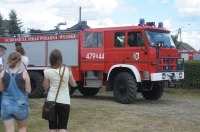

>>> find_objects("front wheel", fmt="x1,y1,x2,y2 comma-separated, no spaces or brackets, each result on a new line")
142,81,164,100
113,72,138,104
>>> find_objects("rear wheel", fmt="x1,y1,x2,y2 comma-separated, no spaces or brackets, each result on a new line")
113,72,137,104
142,81,164,100
28,71,44,98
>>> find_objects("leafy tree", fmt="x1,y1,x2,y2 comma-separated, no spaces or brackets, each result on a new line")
8,9,22,35
171,34,182,49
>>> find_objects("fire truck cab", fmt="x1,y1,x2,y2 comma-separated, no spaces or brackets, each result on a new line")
0,19,184,104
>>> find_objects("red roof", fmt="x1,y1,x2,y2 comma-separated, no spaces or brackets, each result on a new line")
83,25,170,32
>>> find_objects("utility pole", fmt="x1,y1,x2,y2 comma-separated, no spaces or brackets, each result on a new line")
177,23,190,42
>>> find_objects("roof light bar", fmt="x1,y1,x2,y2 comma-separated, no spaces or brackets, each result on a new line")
146,22,155,27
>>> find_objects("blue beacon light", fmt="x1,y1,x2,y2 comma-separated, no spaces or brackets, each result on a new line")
158,22,163,28
139,18,145,26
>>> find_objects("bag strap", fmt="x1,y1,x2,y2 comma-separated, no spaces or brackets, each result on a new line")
22,61,28,71
54,66,65,102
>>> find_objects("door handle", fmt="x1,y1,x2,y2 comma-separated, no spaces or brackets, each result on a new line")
125,57,130,60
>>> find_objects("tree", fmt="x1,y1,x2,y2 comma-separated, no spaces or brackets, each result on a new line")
0,12,3,35
171,34,182,49
8,9,22,35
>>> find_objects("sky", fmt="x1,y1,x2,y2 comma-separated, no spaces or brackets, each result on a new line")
0,0,200,50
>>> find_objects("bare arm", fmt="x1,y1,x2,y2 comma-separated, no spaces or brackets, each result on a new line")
0,70,5,92
0,65,3,73
68,68,77,87
43,77,50,91
23,71,31,94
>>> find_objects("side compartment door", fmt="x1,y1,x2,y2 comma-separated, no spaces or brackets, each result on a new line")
80,32,104,70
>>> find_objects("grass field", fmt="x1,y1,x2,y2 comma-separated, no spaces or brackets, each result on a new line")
0,88,200,132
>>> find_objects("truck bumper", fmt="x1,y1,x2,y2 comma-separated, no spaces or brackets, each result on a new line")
151,72,184,81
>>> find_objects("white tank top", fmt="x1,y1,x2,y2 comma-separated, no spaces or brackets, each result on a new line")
44,67,71,104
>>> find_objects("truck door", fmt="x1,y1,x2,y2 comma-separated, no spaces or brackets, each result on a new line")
126,31,149,71
111,31,148,71
80,32,104,70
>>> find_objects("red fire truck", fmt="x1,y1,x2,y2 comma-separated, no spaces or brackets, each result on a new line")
0,19,184,104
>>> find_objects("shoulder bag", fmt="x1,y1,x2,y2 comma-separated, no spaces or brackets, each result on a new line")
42,66,65,121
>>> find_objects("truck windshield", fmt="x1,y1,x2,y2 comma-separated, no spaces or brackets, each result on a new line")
145,31,176,48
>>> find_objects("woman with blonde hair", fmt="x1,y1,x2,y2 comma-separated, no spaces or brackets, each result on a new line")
0,52,31,132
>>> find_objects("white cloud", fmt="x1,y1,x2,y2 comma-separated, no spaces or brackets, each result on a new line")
149,0,168,4
163,20,172,29
87,18,115,28
0,0,121,30
161,0,168,3
0,0,199,51
48,0,120,21
182,31,200,50
173,0,200,50
174,0,200,17
0,0,39,4
163,20,180,36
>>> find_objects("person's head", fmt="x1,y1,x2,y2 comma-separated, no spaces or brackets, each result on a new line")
0,45,7,56
87,33,94,42
16,46,25,55
15,42,22,47
49,49,63,68
7,52,21,68
129,34,135,40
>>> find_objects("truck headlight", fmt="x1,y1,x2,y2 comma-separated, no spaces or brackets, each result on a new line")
162,73,166,79
179,72,183,78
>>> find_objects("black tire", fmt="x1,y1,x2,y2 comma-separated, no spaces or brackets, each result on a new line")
113,72,137,104
79,87,99,96
28,71,44,98
142,81,164,100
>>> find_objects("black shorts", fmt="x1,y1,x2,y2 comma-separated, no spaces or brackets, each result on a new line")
49,103,70,130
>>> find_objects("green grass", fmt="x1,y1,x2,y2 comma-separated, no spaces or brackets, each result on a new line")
0,88,200,132
0,98,48,132
165,88,200,99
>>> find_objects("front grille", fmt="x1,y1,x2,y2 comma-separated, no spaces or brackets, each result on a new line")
156,57,184,72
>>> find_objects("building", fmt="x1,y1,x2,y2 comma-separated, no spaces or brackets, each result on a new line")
178,42,200,61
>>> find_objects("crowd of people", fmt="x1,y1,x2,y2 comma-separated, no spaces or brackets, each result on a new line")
0,42,76,132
